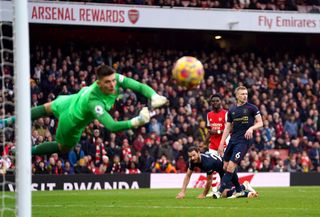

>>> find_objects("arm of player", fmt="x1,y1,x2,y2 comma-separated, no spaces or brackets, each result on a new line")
218,122,232,156
91,103,150,132
117,74,167,109
204,132,211,147
130,107,151,128
176,168,193,199
245,114,263,140
95,110,132,132
204,114,213,147
197,174,212,199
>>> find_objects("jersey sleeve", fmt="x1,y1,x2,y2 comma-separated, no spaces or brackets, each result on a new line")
227,107,233,123
116,73,156,99
89,100,133,132
206,112,210,127
206,170,214,176
251,104,261,117
188,161,195,171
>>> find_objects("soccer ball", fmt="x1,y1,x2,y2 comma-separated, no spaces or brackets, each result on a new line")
172,56,204,89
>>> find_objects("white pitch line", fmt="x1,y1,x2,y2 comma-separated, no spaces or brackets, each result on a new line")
32,204,318,211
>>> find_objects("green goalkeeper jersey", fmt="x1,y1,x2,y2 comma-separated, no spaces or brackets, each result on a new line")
51,73,156,147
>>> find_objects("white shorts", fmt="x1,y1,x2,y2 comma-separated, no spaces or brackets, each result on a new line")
208,149,219,156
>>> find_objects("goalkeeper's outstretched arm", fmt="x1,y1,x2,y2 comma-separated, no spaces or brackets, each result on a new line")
91,103,151,132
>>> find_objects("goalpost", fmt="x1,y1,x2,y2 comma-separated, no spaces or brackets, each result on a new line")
14,0,32,216
0,0,31,216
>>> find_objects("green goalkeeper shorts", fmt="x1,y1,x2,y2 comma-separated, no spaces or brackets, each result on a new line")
51,96,83,149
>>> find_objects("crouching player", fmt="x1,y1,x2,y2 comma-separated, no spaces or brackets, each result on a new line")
176,146,258,199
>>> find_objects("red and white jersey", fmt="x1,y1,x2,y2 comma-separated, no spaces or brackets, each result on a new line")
207,109,229,151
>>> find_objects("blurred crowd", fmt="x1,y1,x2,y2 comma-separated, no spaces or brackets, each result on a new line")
50,0,320,11
0,44,320,175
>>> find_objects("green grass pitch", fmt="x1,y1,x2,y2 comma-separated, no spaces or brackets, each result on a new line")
3,187,320,217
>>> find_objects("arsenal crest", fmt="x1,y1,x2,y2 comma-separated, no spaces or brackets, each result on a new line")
128,9,139,24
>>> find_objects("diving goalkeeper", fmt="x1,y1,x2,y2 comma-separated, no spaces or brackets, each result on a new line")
1,65,167,155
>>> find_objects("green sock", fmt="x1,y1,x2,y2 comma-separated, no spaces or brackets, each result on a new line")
31,105,47,121
1,105,47,127
0,117,16,126
32,141,60,155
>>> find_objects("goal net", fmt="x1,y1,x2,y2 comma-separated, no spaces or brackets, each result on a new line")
0,19,15,217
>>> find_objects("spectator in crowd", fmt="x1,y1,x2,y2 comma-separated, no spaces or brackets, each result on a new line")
289,139,303,157
287,158,302,172
153,154,177,173
284,116,299,139
300,150,311,172
63,161,74,175
261,120,276,149
273,159,287,172
79,132,95,159
46,156,57,175
303,118,317,141
74,157,92,174
309,142,320,170
175,155,187,173
111,155,122,173
95,137,107,166
94,155,110,174
149,118,164,136
68,144,85,167
253,134,265,151
260,158,272,172
126,161,141,174
132,134,145,152
34,161,48,174
55,159,64,175
140,150,155,172
195,120,208,142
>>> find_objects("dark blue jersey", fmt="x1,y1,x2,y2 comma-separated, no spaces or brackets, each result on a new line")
188,152,224,176
227,102,260,142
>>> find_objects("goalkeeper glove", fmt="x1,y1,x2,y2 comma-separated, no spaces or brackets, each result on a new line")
151,94,168,109
131,107,151,128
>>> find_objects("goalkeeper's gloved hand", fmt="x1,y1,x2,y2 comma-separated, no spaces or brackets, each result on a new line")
131,107,151,128
151,94,168,109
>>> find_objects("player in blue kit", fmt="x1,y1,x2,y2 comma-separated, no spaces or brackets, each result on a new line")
176,146,258,199
215,86,263,199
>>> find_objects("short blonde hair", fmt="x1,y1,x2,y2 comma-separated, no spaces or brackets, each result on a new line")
234,86,247,95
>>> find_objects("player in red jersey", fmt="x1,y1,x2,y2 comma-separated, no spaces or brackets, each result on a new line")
205,94,229,197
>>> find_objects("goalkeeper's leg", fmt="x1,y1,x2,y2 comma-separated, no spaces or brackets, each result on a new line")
0,102,52,127
31,141,73,155
32,113,81,155
31,141,60,155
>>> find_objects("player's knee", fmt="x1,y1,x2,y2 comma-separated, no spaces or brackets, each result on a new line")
223,162,228,171
226,161,237,173
44,102,53,114
58,143,71,153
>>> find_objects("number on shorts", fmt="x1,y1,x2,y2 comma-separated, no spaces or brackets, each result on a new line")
235,152,241,159
209,153,222,162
